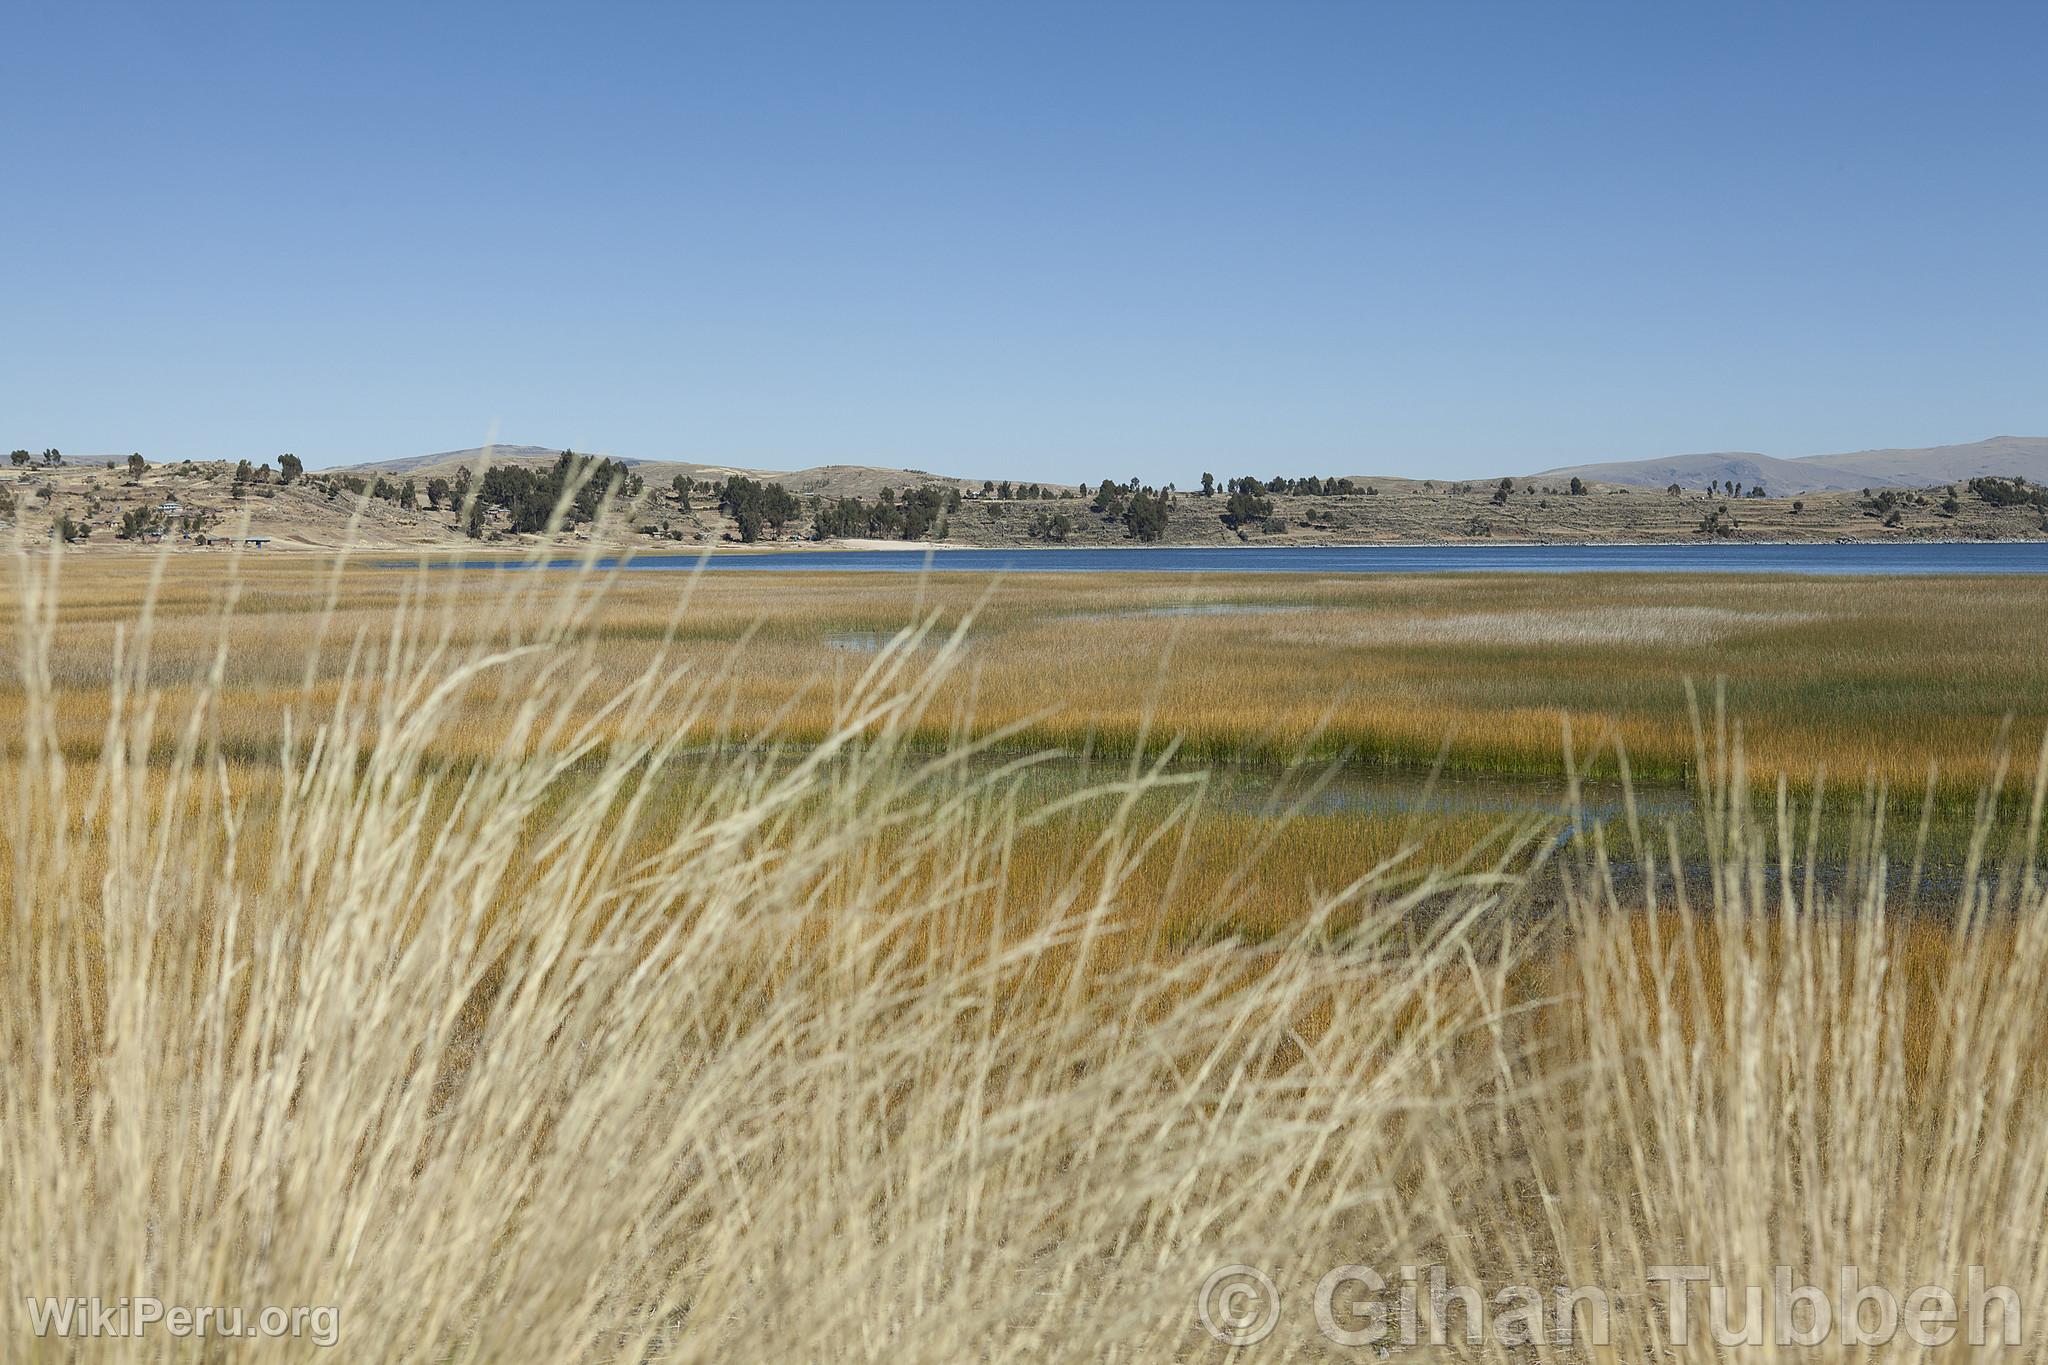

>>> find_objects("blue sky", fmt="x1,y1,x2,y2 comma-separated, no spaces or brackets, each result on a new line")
7,1,2046,480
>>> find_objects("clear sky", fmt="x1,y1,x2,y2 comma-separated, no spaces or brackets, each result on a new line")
8,1,2046,481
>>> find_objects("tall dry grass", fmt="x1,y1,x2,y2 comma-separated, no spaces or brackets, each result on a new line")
4,527,2047,1361
0,538,1534,1361
1463,728,2048,1364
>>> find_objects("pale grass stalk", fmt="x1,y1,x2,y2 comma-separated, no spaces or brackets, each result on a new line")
10,524,2048,1363
0,536,1504,1361
1473,719,2048,1365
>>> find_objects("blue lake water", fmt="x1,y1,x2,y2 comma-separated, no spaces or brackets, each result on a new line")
447,543,2048,575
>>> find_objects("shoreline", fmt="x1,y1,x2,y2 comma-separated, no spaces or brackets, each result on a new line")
803,535,2048,552
25,532,2048,557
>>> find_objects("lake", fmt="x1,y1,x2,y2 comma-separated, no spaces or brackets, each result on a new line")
458,542,2048,575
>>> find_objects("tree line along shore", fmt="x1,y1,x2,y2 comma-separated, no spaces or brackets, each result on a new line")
8,446,2048,550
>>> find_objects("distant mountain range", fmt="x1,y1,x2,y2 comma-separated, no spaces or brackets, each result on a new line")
332,445,973,500
338,436,2048,499
1535,436,2048,495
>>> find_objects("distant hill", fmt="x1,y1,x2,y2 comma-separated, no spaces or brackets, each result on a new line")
1533,450,1870,495
336,435,2048,501
331,445,983,500
1796,436,2048,487
339,444,582,476
20,445,2048,553
1537,436,2048,495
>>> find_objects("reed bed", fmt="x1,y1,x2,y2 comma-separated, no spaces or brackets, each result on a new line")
3,555,2045,795
3,530,2047,1361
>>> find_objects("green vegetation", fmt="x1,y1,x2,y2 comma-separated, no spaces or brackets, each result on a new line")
810,483,956,541
1026,508,1074,541
713,475,800,541
115,506,161,540
1241,473,1360,494
979,479,1063,499
1969,474,2048,509
1222,476,1274,528
469,450,636,534
1121,485,1171,541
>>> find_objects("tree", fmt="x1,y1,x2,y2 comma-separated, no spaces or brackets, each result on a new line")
716,476,799,538
425,477,450,510
117,507,161,540
278,453,303,484
41,449,61,466
1123,487,1171,542
127,453,147,479
1491,478,1512,506
895,485,953,539
810,485,951,541
1222,481,1273,529
1090,479,1129,519
1027,510,1073,542
399,479,418,510
466,451,634,532
813,495,894,540
1569,477,1586,496
1967,476,2048,511
1791,500,1804,514
9,450,29,467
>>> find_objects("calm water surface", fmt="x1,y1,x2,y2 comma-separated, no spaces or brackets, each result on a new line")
456,543,2048,575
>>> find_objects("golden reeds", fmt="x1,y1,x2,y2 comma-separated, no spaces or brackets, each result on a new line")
4,527,2046,1361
